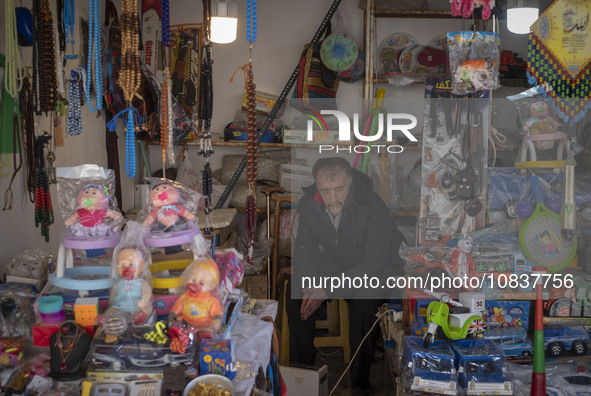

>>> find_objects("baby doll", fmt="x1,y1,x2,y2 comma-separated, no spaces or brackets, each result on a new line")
169,258,222,339
143,180,195,232
64,184,122,237
105,246,153,325
524,100,560,150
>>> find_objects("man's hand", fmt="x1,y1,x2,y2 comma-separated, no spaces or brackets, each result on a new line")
300,288,327,321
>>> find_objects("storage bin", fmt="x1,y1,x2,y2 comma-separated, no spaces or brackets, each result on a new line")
279,164,314,193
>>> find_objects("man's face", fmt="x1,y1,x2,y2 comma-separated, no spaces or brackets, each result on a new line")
316,168,352,217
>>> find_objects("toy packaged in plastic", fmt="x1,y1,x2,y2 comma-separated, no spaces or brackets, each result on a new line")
402,336,457,396
447,31,500,95
0,290,35,337
168,258,223,347
57,165,123,237
103,221,154,325
139,178,199,233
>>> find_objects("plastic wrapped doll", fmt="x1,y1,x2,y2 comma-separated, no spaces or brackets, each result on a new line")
103,223,154,325
169,258,223,339
64,184,123,236
448,237,476,280
143,180,195,232
524,100,560,150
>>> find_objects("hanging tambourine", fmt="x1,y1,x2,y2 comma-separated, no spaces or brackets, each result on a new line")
337,50,365,83
320,33,358,72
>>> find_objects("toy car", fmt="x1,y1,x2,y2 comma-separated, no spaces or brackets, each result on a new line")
544,324,590,358
545,364,591,396
403,336,458,395
450,339,513,395
484,327,532,359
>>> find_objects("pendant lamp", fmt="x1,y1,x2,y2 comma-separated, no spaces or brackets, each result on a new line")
211,0,238,44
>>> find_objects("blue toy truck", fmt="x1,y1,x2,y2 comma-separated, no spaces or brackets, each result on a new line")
450,339,513,395
403,336,458,395
544,324,590,358
484,327,533,359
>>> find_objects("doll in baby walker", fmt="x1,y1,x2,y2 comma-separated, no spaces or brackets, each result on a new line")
168,258,223,342
64,184,123,237
103,245,154,325
143,180,196,232
523,100,561,150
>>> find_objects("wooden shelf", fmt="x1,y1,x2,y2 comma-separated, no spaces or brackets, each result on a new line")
543,316,591,326
143,140,350,149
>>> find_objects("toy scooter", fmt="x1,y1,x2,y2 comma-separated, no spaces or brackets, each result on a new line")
423,289,486,347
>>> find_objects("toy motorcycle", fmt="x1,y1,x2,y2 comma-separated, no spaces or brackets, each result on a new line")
423,289,486,347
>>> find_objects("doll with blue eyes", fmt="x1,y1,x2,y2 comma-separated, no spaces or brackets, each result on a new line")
104,247,154,325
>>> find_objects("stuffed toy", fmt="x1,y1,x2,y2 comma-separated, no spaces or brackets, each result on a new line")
143,180,195,232
524,100,560,150
104,247,154,325
169,258,222,340
64,184,122,236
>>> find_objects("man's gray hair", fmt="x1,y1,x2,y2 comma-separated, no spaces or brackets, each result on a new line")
312,157,353,181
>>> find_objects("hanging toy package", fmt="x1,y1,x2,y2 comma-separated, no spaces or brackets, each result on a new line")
138,178,200,233
103,221,155,326
57,165,124,237
447,31,500,95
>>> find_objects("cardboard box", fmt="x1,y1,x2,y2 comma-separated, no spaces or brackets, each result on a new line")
241,274,267,299
279,364,328,396
241,91,283,116
281,129,345,145
199,339,235,379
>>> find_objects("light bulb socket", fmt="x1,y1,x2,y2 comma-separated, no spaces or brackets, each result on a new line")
213,0,238,18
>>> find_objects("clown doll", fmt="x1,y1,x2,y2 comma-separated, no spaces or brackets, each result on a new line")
64,184,122,236
143,180,195,232
169,258,223,340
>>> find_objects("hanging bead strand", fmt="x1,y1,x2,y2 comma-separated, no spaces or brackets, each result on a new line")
160,69,169,175
67,68,83,136
63,0,77,60
5,0,24,98
86,0,102,111
32,0,59,115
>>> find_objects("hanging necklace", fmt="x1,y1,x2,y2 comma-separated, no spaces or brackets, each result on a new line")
5,0,24,99
86,0,102,111
68,68,83,136
33,134,54,242
63,0,77,60
32,0,59,115
161,0,170,47
54,322,84,372
160,2,173,174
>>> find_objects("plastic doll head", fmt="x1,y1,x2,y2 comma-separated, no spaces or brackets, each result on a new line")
457,238,473,253
149,181,180,208
181,258,220,295
78,185,108,211
529,100,549,119
117,247,147,281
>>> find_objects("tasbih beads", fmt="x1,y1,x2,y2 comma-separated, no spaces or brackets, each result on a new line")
245,65,258,187
67,69,83,136
125,110,136,177
246,0,257,43
160,68,170,172
161,0,171,46
119,0,142,104
32,0,59,115
86,0,102,111
33,135,54,242
63,0,77,60
5,0,24,99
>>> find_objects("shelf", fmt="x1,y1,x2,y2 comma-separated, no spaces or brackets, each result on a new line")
373,9,454,18
143,140,348,149
543,316,591,326
391,211,418,217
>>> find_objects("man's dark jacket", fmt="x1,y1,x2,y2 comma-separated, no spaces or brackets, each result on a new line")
293,169,405,298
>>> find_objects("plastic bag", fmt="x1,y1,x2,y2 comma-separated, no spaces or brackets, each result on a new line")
104,221,154,325
138,178,199,233
447,31,500,95
56,165,124,237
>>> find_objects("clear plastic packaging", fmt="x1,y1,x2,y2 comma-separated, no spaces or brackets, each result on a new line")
402,336,457,396
447,31,500,95
57,165,123,237
168,258,223,340
139,178,199,233
0,290,35,337
104,221,154,325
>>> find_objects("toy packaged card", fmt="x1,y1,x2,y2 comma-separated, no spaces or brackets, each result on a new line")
56,165,123,237
138,178,200,233
447,31,500,95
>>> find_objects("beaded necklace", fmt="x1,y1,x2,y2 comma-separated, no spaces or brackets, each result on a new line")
86,0,102,111
200,0,214,234
118,0,142,177
5,0,24,99
33,134,54,242
63,0,77,60
160,2,173,174
32,0,59,115
161,0,171,47
67,68,83,136
20,77,36,203
56,0,65,53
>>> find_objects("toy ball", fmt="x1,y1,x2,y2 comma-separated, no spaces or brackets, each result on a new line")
545,196,561,214
515,201,534,219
